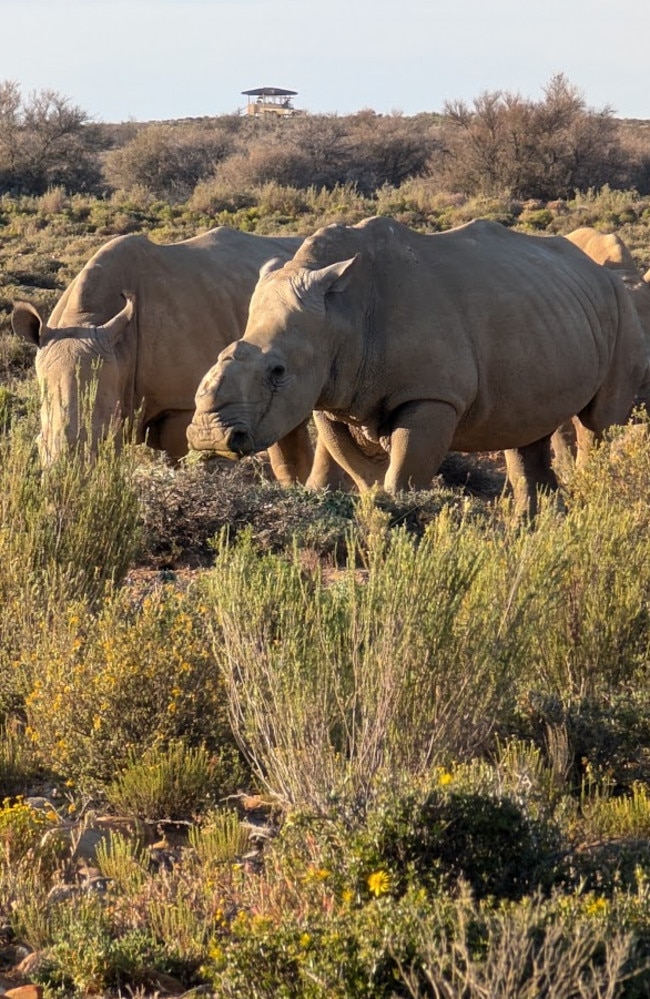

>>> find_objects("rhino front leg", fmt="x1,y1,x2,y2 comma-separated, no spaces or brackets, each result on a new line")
385,400,458,493
267,419,314,485
149,411,193,461
504,436,558,519
308,412,387,492
306,433,356,491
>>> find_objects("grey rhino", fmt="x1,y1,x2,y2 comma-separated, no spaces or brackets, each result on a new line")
551,227,650,471
11,226,313,485
564,226,650,395
187,216,647,516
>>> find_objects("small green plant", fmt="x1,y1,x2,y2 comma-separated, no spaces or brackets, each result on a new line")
581,781,650,841
95,831,149,892
105,740,236,821
189,809,251,867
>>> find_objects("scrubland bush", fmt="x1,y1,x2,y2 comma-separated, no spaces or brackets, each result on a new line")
0,421,142,723
21,587,242,791
439,73,631,200
105,740,245,820
102,121,238,201
1,429,650,992
0,81,104,196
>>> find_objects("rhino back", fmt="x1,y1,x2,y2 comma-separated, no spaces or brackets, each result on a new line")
50,227,302,416
301,218,644,450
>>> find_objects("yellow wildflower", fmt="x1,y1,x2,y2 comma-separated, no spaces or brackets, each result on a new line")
585,897,608,918
367,870,391,897
305,866,331,883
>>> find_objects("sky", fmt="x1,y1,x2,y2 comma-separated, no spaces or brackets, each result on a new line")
0,0,648,123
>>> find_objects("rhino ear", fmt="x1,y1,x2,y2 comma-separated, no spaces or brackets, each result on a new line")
307,255,361,297
97,292,135,345
11,300,45,347
259,257,284,281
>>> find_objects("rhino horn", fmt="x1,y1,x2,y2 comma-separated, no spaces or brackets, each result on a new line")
97,292,136,344
11,300,45,347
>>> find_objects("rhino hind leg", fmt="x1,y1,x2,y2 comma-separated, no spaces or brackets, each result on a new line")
504,436,559,519
307,435,356,491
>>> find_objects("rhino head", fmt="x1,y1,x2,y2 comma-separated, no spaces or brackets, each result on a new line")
11,294,135,465
187,255,360,458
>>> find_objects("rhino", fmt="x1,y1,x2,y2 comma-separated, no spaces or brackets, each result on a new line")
563,226,650,381
187,216,648,516
10,226,314,484
550,227,650,471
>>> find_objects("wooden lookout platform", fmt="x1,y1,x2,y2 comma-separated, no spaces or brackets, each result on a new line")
242,87,300,117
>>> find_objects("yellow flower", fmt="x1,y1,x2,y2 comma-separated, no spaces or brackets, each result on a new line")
305,866,331,883
367,870,391,897
341,888,355,905
585,896,608,918
207,940,223,961
299,932,311,949
437,768,453,786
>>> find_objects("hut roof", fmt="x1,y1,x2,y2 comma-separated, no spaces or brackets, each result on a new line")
241,87,298,97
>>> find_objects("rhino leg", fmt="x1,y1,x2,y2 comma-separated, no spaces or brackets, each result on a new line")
307,435,355,491
147,411,193,461
385,400,458,493
504,436,558,519
551,419,578,482
308,412,387,492
267,419,314,486
573,419,599,467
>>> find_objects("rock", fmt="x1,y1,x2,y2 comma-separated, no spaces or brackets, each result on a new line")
4,985,44,999
140,970,186,995
46,884,77,905
14,951,48,980
39,814,152,868
23,799,59,818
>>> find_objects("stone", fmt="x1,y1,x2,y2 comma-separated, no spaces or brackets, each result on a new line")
4,986,44,999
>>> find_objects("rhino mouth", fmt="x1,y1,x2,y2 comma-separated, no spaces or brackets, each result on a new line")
187,419,256,458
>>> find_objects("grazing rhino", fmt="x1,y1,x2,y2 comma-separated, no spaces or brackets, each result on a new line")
564,227,650,389
11,226,313,485
550,227,650,471
187,216,648,517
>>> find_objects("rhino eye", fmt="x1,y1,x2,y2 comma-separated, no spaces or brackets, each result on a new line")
269,364,286,385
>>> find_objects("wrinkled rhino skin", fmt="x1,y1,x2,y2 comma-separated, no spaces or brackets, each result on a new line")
11,226,313,485
550,227,650,471
188,217,648,517
563,226,650,399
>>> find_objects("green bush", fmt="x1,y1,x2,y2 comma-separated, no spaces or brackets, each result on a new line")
22,587,246,791
105,740,245,821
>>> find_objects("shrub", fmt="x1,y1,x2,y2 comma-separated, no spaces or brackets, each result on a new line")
0,424,142,723
22,587,246,792
200,503,565,809
105,740,245,821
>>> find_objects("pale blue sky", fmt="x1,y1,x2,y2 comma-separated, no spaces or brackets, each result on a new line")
1,0,647,122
